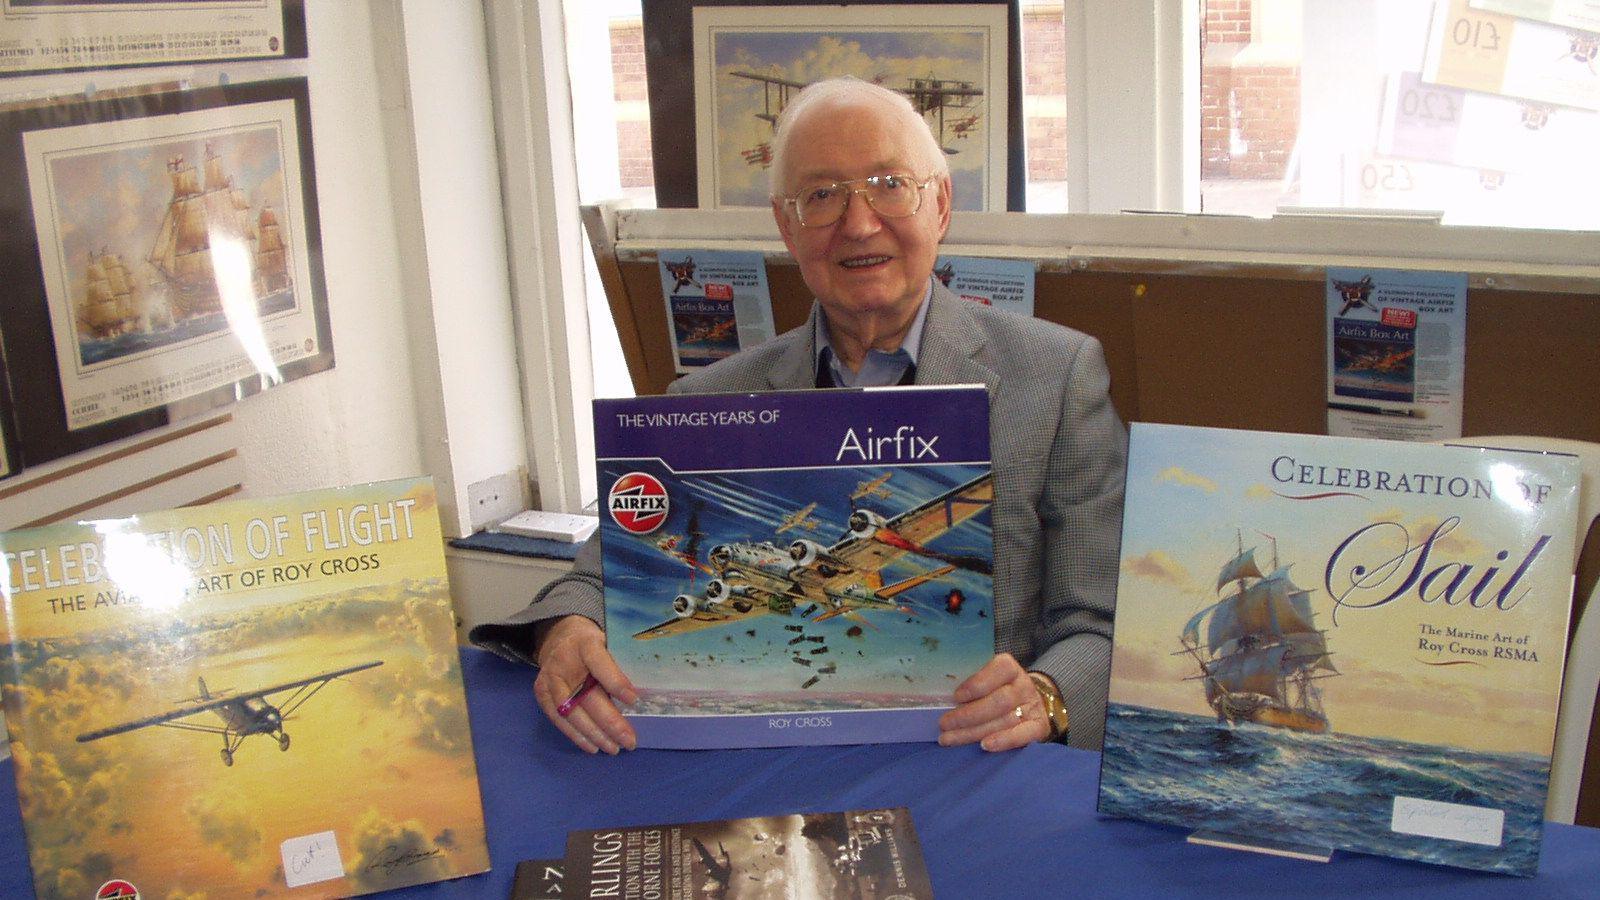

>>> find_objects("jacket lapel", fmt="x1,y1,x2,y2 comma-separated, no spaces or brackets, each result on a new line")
916,282,998,391
765,304,821,389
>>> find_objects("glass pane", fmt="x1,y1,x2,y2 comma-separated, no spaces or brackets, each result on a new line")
1200,0,1599,229
1024,1,1070,211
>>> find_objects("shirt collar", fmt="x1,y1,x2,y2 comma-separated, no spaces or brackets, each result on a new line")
814,279,933,388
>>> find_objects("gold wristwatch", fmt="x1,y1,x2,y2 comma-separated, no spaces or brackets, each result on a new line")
1028,671,1069,742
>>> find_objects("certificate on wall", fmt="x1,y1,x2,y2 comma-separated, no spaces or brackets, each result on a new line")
1469,0,1600,33
691,4,1009,211
0,0,307,76
1378,70,1600,174
0,77,332,466
1424,0,1600,111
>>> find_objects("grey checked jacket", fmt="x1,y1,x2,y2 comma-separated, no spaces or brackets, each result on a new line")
471,282,1128,748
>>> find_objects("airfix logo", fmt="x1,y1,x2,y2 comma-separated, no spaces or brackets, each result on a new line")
609,472,669,534
96,880,140,900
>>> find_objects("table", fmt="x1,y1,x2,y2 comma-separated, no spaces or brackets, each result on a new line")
4,648,1597,898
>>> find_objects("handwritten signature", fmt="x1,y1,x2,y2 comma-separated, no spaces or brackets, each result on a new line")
366,844,444,872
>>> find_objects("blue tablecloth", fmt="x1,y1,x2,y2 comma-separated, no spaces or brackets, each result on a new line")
4,648,1598,898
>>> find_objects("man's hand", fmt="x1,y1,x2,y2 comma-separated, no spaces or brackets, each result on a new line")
534,615,639,754
937,652,1049,751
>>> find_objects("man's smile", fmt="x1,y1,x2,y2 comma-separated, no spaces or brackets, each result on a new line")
839,255,891,269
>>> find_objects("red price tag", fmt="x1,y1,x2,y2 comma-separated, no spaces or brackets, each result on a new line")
1382,308,1417,328
704,283,733,300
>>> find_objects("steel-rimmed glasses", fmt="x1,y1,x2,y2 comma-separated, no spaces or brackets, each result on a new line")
781,173,937,227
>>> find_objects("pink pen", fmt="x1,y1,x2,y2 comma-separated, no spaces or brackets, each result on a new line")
557,674,600,717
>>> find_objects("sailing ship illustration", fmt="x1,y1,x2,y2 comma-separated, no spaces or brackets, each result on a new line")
75,140,292,348
1179,533,1339,732
75,248,171,339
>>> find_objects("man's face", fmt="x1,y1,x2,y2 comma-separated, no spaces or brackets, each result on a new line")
771,101,951,324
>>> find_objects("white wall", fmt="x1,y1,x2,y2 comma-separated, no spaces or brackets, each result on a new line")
231,2,428,496
235,1,529,536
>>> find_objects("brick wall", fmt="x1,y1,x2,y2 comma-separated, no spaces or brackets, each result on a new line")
610,19,654,189
1023,5,1068,182
1202,0,1301,181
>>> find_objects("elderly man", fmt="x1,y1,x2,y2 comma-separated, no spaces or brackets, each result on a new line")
472,77,1126,754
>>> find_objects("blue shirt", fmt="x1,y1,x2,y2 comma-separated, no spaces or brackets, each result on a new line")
814,280,932,388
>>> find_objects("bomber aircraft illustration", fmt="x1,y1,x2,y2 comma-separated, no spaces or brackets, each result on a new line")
631,472,993,640
774,502,821,534
850,472,894,502
76,660,383,766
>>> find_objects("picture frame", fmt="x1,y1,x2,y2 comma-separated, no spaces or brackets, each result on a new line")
0,0,307,77
0,77,332,466
643,0,1023,211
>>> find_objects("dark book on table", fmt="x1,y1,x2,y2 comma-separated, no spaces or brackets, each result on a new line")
564,807,932,899
509,859,564,899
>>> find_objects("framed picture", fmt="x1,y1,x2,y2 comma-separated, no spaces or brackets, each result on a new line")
0,77,332,466
0,0,307,77
0,333,15,481
644,0,1022,211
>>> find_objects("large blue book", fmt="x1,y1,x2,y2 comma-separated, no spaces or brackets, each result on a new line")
594,386,994,748
1099,423,1580,876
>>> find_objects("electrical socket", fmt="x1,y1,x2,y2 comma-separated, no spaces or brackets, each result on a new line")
467,470,529,532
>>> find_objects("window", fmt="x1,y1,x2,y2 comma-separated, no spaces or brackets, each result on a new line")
1200,0,1599,229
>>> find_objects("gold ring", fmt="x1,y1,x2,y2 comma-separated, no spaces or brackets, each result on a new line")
1013,705,1024,719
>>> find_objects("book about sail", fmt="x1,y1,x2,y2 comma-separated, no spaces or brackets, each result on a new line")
1098,424,1579,876
596,386,994,749
0,478,490,898
564,807,932,899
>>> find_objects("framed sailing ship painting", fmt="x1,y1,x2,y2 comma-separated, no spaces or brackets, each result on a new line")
1099,423,1579,876
0,0,307,77
0,77,332,466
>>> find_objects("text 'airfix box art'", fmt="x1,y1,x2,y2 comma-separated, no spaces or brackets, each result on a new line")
0,477,489,898
1099,423,1579,875
596,386,995,748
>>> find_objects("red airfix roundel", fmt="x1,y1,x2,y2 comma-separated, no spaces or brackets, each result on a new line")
609,472,670,534
96,881,140,900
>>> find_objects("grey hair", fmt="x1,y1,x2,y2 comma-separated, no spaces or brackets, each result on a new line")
767,76,949,198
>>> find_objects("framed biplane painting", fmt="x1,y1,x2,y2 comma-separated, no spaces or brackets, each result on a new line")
644,0,1023,211
0,77,333,466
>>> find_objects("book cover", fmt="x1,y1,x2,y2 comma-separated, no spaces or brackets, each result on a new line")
0,478,489,898
596,386,994,748
564,807,932,899
1098,423,1579,875
510,858,565,899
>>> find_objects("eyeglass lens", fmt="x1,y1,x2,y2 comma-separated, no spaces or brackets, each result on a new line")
796,174,923,226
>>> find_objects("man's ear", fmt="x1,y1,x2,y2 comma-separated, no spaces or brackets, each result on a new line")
772,197,799,255
934,174,953,239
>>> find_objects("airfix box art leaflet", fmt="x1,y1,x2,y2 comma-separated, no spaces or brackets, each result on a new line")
1099,424,1579,875
0,478,489,898
596,386,995,748
564,807,931,900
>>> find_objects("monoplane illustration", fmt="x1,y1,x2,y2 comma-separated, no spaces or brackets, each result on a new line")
632,472,992,640
774,502,821,534
730,70,984,157
76,660,383,766
850,472,894,502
